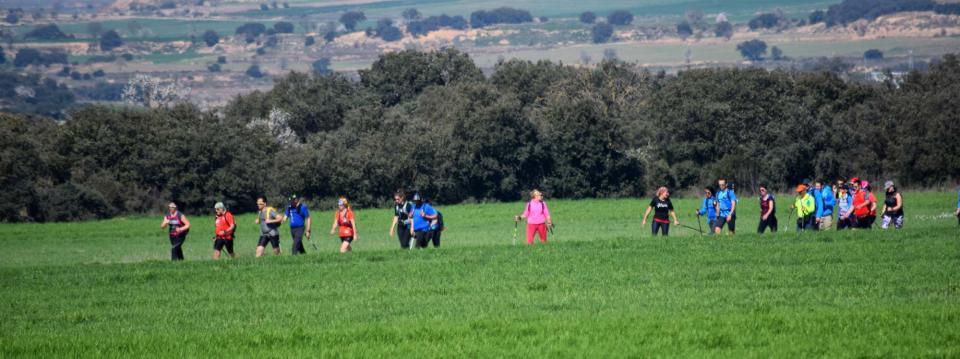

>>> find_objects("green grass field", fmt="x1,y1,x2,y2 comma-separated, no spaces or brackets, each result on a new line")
2,192,959,356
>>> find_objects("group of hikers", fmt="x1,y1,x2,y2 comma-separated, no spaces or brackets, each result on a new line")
640,177,914,237
159,180,960,261
159,190,445,261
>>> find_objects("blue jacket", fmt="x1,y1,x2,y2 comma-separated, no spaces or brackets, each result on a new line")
816,187,834,217
956,189,960,209
717,189,737,217
808,187,819,216
697,196,717,222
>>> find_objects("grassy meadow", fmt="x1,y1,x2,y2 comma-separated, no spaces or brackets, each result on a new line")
1,192,959,356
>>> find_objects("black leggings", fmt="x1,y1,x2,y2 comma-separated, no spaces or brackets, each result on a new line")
757,216,778,234
430,229,442,247
397,224,412,249
169,234,186,261
652,221,669,236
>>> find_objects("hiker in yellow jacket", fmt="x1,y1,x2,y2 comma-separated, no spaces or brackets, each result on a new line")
792,184,816,232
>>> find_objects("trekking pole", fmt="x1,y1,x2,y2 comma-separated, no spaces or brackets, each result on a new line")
512,218,518,246
696,214,703,238
307,232,318,251
678,223,703,235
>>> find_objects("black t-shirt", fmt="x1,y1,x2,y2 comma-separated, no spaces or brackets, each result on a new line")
650,197,674,222
395,201,413,226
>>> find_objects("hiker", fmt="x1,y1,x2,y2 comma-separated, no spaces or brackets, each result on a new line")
804,179,819,231
861,180,878,229
255,196,282,257
695,186,717,234
642,186,679,236
814,180,835,230
283,195,311,255
213,202,236,260
713,179,737,235
881,181,904,230
389,190,414,249
409,193,437,248
160,202,190,261
426,196,445,247
757,184,777,234
836,184,855,230
515,189,552,244
330,197,357,253
793,184,816,232
850,178,872,229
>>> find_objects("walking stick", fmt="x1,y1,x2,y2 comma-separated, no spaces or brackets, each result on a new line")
307,231,318,251
696,213,703,238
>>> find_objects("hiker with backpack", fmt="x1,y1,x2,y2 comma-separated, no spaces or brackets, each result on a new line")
255,196,282,257
330,197,357,253
792,184,816,232
757,184,777,234
426,195,445,247
390,190,415,249
409,193,437,249
814,180,835,230
696,186,717,235
850,178,873,229
713,179,737,235
836,184,855,230
213,202,236,260
283,194,311,255
881,181,904,230
160,202,191,261
515,189,553,244
642,187,679,236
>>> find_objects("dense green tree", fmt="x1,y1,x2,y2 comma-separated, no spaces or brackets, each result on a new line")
99,30,123,51
340,11,366,31
607,10,633,26
591,22,614,43
579,11,596,24
359,49,484,106
202,30,219,47
737,39,767,61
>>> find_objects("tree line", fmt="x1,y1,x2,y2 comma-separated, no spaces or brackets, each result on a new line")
2,50,959,222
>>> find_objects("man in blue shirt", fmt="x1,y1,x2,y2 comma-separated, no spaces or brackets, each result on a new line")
814,180,835,230
408,193,437,249
713,179,737,235
283,194,311,255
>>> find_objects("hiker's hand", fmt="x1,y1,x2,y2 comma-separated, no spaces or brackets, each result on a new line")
330,229,335,235
762,214,768,221
726,215,732,221
641,219,646,226
514,215,520,221
674,220,680,226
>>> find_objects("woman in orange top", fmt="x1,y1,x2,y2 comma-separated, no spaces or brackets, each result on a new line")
330,197,358,253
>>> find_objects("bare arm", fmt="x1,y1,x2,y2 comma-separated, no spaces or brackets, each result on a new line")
641,206,652,224
351,218,358,241
161,217,169,229
670,210,679,225
330,215,338,234
390,216,398,236
179,216,190,232
893,193,902,211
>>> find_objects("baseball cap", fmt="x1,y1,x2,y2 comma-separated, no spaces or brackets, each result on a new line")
884,180,894,189
214,202,225,210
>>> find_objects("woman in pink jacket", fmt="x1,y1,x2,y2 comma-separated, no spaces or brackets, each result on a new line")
515,189,553,245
